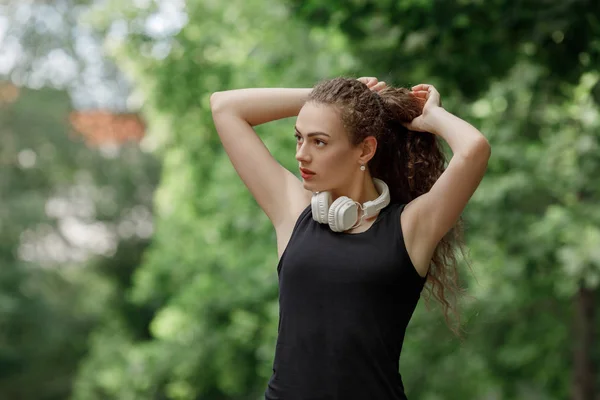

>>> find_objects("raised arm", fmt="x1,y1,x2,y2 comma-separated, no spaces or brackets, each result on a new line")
210,88,313,228
401,84,491,276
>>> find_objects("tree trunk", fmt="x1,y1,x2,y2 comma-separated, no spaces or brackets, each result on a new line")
572,283,596,400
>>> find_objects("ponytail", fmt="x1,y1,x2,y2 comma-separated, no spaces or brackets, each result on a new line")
377,86,467,337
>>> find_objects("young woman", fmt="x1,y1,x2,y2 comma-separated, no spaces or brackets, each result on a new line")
210,77,491,399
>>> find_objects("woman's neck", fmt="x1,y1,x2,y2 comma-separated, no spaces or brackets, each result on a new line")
330,173,381,205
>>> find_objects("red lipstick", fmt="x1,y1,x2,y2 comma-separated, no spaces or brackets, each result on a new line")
299,167,315,180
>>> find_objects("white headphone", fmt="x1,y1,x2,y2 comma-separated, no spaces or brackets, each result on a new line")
311,178,390,232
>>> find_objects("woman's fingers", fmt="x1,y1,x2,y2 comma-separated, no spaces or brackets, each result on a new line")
411,84,441,107
412,84,440,98
411,90,428,99
358,77,378,88
372,81,386,92
358,77,386,92
411,83,432,91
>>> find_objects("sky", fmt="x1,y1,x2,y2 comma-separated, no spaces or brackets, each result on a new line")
0,0,187,110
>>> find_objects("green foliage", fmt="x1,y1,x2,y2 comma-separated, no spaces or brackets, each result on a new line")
461,65,600,398
73,0,600,398
0,85,160,399
2,0,599,399
288,0,600,99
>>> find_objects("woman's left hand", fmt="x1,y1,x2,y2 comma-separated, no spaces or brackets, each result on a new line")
403,84,443,133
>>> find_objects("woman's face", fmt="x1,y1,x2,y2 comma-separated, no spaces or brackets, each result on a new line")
295,102,363,192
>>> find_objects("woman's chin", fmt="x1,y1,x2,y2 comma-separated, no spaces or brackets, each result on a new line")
302,180,319,192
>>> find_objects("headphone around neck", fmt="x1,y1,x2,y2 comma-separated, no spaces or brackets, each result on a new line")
311,178,390,232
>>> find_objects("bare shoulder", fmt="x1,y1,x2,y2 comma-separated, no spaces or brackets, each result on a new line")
274,180,312,261
399,199,433,278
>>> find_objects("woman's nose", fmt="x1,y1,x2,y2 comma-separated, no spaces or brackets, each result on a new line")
295,144,310,163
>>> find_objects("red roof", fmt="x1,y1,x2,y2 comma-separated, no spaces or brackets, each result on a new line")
0,82,20,105
69,110,146,146
0,82,146,146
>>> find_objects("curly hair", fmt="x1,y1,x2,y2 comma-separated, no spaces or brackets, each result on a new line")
308,77,468,336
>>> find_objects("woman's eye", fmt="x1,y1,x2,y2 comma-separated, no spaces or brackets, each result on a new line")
294,134,325,147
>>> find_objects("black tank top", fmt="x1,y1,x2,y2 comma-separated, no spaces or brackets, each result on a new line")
265,202,426,400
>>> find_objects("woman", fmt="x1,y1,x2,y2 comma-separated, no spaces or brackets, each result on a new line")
210,77,491,399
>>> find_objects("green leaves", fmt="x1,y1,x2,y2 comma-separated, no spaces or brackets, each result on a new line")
70,0,600,398
5,0,598,398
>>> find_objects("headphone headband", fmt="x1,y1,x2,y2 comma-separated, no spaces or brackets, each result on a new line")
311,178,391,232
362,178,390,218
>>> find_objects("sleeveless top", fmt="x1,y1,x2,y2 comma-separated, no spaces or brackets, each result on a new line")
264,202,427,400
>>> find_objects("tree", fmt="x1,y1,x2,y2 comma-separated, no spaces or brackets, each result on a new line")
288,0,600,99
0,82,160,399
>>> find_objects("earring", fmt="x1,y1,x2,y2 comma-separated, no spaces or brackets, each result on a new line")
360,164,366,171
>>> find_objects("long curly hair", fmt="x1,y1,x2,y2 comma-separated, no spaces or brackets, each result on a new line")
308,77,468,336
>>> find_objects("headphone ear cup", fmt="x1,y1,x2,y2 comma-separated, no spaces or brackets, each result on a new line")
328,196,358,232
311,191,332,224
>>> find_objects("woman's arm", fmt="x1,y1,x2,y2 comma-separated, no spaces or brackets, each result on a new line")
210,88,311,126
422,107,490,157
402,84,491,276
210,88,313,229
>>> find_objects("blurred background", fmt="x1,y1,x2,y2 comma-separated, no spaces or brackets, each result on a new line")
1,0,599,399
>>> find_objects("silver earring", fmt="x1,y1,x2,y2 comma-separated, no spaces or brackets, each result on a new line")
360,164,366,171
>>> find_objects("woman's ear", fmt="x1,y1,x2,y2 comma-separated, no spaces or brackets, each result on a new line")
359,136,378,164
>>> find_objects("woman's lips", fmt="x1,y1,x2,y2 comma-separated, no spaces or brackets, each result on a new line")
300,168,315,180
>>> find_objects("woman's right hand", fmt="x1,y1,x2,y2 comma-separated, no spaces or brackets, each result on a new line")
357,77,387,92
